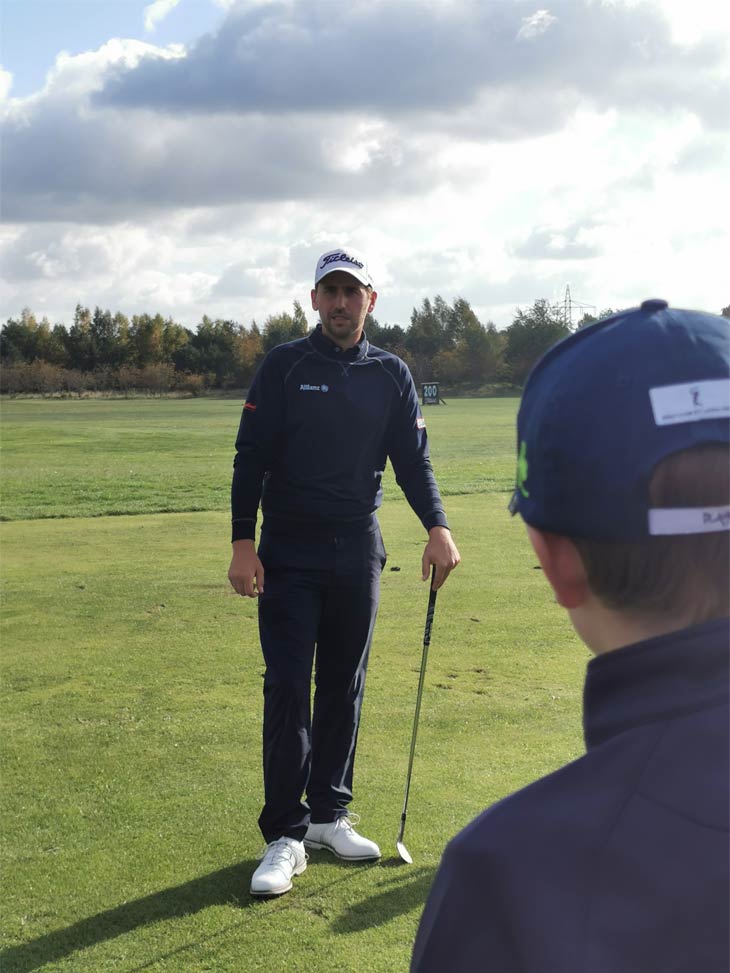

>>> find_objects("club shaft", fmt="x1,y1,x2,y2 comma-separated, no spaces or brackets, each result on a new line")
399,570,438,835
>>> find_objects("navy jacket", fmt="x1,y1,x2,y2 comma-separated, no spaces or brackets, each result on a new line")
412,619,730,973
231,326,448,541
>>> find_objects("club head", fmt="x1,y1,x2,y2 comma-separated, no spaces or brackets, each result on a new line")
396,840,413,865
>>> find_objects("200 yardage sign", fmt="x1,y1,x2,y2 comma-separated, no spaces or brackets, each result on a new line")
422,383,439,405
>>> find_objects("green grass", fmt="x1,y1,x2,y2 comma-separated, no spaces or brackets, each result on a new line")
0,397,517,521
0,398,586,972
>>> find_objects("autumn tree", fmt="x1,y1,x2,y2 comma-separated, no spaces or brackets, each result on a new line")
232,322,264,386
263,302,309,352
503,299,570,384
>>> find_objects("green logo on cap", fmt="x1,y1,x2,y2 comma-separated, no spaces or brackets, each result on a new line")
517,440,529,498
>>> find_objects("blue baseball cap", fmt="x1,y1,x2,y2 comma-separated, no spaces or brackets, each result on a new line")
509,299,730,539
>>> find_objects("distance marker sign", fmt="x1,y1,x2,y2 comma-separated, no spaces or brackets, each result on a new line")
422,383,440,406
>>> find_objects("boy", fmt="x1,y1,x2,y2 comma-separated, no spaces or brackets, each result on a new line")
411,299,729,972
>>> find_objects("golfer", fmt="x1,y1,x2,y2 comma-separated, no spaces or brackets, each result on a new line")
229,247,460,897
412,300,729,971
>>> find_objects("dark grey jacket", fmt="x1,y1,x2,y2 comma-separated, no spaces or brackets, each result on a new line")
412,618,730,973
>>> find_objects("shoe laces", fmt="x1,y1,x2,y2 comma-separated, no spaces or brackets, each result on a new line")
335,813,361,834
259,838,307,868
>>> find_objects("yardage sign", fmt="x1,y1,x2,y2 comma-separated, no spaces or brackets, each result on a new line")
422,382,440,406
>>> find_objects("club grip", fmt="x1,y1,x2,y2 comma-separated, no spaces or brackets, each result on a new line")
424,567,438,646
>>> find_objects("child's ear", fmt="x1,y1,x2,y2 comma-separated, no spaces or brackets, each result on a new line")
526,527,591,610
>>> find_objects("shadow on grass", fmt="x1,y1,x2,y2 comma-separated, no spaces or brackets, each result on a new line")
331,860,436,934
1,860,258,973
2,857,436,972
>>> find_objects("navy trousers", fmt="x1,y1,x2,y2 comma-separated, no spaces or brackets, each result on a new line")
256,523,386,843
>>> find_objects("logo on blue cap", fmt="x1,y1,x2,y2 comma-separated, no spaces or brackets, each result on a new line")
517,441,529,499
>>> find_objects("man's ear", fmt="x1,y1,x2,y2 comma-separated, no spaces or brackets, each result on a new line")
311,287,319,312
368,289,378,313
526,526,590,609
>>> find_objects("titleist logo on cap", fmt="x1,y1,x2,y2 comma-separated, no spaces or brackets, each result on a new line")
319,252,365,272
314,248,373,287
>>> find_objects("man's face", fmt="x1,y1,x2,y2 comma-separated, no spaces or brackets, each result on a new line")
311,271,377,350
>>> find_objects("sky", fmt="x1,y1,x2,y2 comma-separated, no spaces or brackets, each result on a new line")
1,0,728,332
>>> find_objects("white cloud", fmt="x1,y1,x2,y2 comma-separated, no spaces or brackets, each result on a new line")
3,37,185,107
0,0,728,331
95,0,727,127
516,10,557,41
144,0,182,33
0,68,12,102
652,0,730,45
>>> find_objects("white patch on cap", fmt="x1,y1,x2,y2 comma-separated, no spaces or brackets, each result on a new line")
648,506,730,535
649,378,730,426
314,248,372,288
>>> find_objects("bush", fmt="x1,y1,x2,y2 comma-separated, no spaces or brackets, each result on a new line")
0,362,64,394
0,362,187,396
174,371,207,396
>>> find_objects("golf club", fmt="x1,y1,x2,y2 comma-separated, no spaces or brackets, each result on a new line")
396,566,438,864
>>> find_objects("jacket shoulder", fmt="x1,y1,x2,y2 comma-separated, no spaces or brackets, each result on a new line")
264,334,312,360
452,724,666,863
363,343,414,388
365,342,405,366
254,334,312,378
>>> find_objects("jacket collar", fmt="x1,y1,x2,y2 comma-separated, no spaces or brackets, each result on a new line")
309,324,369,363
583,617,729,749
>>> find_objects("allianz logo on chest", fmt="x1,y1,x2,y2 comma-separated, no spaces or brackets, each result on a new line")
299,383,330,393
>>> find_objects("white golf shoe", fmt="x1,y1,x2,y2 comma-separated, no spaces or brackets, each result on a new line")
304,815,381,861
250,837,307,897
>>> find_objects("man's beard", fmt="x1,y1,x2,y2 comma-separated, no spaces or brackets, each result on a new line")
323,314,357,334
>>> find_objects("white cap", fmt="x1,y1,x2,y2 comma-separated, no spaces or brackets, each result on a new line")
314,248,373,288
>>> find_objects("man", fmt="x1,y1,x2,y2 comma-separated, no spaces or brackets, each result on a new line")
412,300,729,971
228,247,460,898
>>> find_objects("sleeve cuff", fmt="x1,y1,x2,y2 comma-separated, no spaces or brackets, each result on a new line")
423,512,449,532
231,518,256,542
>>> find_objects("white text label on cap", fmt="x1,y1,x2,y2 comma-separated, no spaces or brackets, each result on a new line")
649,379,730,427
649,506,730,535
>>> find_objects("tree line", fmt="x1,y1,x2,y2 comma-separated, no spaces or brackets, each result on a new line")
4,297,724,396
